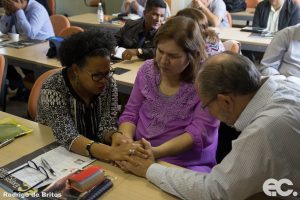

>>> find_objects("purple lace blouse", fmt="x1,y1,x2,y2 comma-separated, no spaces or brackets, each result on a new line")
119,59,220,172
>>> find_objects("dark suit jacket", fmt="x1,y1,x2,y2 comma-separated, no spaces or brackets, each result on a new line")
253,0,300,31
115,18,157,60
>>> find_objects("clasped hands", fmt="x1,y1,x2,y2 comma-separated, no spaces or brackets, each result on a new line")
111,133,155,177
192,0,208,9
3,0,23,15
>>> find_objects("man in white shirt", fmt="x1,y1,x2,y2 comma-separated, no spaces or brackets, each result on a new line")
120,52,300,200
259,24,300,77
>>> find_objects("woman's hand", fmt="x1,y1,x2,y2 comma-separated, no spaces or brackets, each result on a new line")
111,132,133,147
109,141,149,161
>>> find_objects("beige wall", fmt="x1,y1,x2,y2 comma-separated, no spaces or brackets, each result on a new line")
56,0,190,16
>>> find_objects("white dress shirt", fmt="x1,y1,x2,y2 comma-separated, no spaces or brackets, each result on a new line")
146,76,300,200
260,24,300,78
265,5,282,33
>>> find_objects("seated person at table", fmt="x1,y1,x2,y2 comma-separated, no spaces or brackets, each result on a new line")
0,0,54,40
115,0,166,60
259,24,300,77
121,52,300,200
36,30,147,161
121,0,170,17
187,0,229,27
176,8,225,56
253,0,300,33
117,16,220,173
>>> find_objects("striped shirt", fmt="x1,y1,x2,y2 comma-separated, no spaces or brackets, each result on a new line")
146,76,300,200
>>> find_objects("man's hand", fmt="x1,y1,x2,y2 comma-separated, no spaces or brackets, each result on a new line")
192,0,207,9
122,49,138,60
3,0,23,14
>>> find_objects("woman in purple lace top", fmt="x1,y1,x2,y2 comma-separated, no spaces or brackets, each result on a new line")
117,16,220,173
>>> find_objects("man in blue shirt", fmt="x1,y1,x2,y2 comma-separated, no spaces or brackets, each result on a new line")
0,0,54,40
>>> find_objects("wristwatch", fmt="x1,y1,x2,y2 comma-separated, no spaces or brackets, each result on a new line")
137,48,143,56
86,141,96,158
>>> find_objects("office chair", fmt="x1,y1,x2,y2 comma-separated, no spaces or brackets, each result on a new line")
27,69,60,119
0,55,7,111
50,15,71,36
58,26,84,38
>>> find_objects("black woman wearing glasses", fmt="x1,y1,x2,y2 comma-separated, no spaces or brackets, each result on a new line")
36,30,148,162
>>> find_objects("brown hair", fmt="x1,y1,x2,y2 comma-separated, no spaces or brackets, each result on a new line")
176,8,219,44
154,16,207,83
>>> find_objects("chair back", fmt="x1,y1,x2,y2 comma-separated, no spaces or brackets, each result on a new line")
47,0,56,15
226,12,233,27
58,26,84,38
27,69,60,119
223,40,241,54
50,15,71,36
246,0,262,8
0,55,7,111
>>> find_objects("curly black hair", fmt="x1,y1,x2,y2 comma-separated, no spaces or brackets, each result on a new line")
58,30,116,68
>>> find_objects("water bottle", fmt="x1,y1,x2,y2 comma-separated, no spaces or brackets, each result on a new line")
97,3,104,23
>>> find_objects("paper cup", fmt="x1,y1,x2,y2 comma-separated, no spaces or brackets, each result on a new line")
8,33,19,42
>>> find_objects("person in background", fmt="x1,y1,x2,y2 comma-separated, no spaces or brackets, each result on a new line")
115,0,166,61
188,0,229,27
117,16,219,173
119,52,300,200
259,24,300,77
36,30,148,162
0,0,54,40
176,8,225,57
121,0,170,17
253,0,300,33
0,0,54,101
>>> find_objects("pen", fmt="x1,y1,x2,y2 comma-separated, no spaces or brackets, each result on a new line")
0,138,15,148
41,157,56,176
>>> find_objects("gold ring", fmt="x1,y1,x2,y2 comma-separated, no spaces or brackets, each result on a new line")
128,149,135,156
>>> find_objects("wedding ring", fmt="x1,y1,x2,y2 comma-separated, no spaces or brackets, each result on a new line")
128,149,135,156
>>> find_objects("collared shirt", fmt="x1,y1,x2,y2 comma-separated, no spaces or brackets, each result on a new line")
0,0,54,40
265,5,282,33
115,18,157,60
120,0,171,17
146,76,300,200
260,24,300,77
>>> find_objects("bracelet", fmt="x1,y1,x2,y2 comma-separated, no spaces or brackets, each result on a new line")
86,141,96,159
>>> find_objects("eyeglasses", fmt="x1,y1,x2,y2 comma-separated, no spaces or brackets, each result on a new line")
0,160,49,193
201,96,217,110
81,68,114,82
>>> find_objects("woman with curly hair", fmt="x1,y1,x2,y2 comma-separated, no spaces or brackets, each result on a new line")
176,8,225,57
36,30,147,161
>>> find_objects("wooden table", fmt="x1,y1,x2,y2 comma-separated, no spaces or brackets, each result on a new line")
112,58,144,94
0,111,177,200
0,42,61,78
0,41,144,94
68,13,124,31
214,27,272,52
230,8,255,24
